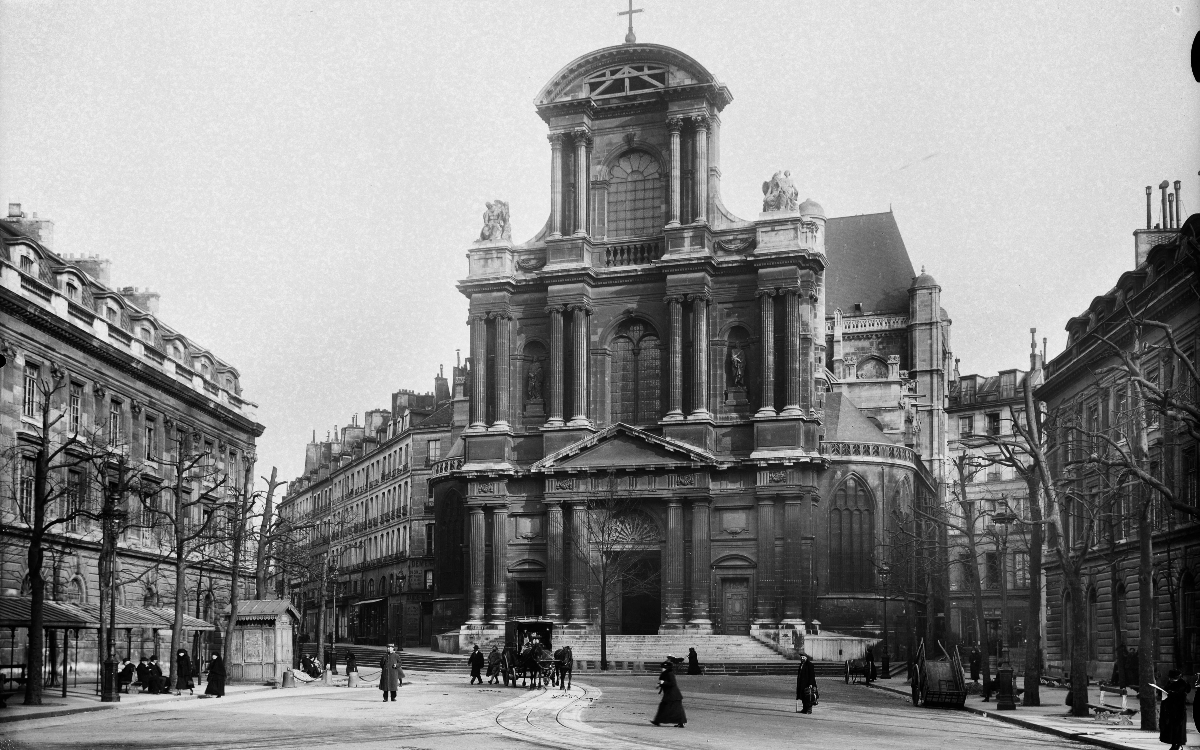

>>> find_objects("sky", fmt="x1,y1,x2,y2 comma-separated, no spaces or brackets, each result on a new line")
1,1,1196,490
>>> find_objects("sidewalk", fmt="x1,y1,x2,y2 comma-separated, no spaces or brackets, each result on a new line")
0,681,276,724
868,680,1184,750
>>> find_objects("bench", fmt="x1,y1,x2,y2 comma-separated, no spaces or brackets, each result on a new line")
0,665,27,708
1087,684,1139,725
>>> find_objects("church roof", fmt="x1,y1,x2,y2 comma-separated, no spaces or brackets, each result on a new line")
823,392,898,444
825,211,916,315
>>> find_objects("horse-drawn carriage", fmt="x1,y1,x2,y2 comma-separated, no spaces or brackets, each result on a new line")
909,640,967,708
501,619,572,690
844,657,876,684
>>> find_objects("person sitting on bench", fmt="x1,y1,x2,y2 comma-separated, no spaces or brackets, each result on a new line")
135,658,150,692
118,658,135,693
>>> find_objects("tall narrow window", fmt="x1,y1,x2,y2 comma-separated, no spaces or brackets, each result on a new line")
19,455,35,520
69,383,82,432
610,320,662,424
425,523,435,556
427,439,441,463
19,255,33,274
829,476,875,591
145,421,156,461
22,364,40,418
65,281,79,301
108,401,122,445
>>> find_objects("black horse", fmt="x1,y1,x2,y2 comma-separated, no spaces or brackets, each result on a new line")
553,645,573,690
517,643,549,689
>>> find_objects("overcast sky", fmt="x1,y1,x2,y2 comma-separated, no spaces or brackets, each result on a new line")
2,1,1196,489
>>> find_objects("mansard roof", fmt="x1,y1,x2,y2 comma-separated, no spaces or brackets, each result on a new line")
825,211,916,315
530,423,718,473
535,43,732,111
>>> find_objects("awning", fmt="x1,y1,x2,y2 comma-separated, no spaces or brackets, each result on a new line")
351,598,385,607
71,601,216,631
0,597,91,629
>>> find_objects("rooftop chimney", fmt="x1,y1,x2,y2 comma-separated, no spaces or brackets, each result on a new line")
1146,186,1153,229
8,203,21,218
1030,328,1038,371
1160,180,1170,229
1174,180,1183,227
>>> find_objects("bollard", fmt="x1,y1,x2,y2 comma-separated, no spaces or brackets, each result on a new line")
348,672,360,688
282,669,295,688
323,669,332,686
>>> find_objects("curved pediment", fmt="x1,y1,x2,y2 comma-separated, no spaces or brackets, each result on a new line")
535,43,731,110
531,423,716,472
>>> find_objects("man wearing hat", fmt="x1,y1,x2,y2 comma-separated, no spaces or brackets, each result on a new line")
378,645,403,702
467,645,485,685
795,652,818,714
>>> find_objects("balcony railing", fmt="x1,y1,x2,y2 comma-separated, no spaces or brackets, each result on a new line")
820,441,918,464
431,457,463,477
603,239,663,268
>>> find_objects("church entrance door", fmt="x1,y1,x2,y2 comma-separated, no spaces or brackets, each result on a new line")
722,578,751,635
515,581,543,618
620,554,662,635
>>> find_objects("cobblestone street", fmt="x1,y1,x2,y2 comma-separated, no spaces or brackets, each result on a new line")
0,673,1094,750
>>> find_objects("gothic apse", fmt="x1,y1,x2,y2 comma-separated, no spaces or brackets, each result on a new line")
430,41,952,644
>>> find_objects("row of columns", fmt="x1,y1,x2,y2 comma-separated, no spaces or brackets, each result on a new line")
466,494,812,627
543,302,591,428
754,287,816,419
547,114,711,240
468,310,513,431
663,291,711,421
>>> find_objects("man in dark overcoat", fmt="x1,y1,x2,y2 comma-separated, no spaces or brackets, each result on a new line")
379,645,403,702
468,645,485,685
795,652,818,714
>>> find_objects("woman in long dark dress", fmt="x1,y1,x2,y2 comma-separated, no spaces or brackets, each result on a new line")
1159,669,1191,750
174,649,193,695
795,652,818,714
204,653,226,698
345,651,358,674
686,648,702,675
651,660,686,727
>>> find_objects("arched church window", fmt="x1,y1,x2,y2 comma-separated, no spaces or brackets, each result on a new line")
829,476,874,592
611,320,661,425
857,357,889,380
63,577,84,604
607,151,664,238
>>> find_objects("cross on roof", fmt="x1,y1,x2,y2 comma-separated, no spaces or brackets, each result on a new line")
619,0,643,44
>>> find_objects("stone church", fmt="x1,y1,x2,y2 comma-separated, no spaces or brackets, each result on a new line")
430,40,952,646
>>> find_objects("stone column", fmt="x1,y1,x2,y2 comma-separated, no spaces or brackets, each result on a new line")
689,498,711,627
490,504,508,623
666,117,682,228
491,312,512,431
467,506,486,624
469,314,488,429
549,133,564,239
781,496,804,623
569,501,589,624
663,499,686,627
573,130,590,237
688,292,711,420
545,501,564,622
755,289,777,418
692,115,709,225
568,303,591,427
546,305,565,428
664,295,685,421
754,497,776,622
781,289,802,417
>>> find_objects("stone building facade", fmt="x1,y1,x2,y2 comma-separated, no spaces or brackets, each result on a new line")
280,372,460,648
430,42,953,649
0,205,263,664
1037,200,1198,677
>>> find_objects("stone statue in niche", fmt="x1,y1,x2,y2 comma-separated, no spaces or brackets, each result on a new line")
761,170,799,212
479,200,512,242
526,361,545,402
730,348,746,387
725,344,749,408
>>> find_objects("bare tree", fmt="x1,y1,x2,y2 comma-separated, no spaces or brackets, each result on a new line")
567,471,661,670
253,468,297,599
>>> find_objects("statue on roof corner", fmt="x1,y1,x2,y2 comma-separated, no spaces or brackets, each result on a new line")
762,170,799,212
479,200,512,242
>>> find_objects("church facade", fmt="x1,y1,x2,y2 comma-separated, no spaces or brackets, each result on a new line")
430,42,952,647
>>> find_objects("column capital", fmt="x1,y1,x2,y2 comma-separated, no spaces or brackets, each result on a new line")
781,286,804,297
544,303,566,315
754,288,777,299
666,116,684,133
467,312,489,325
571,128,593,146
690,114,710,130
663,293,685,305
685,290,712,304
566,300,593,314
547,132,566,146
486,309,514,321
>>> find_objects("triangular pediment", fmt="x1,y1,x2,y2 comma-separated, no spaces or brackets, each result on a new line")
532,423,716,473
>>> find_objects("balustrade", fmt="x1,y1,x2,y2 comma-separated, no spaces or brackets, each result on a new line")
603,239,663,267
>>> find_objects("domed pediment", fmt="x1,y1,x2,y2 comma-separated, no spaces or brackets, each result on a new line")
535,43,731,110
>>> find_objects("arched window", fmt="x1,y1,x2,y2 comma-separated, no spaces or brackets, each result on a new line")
379,576,387,596
829,476,875,591
607,151,664,238
63,577,84,604
611,320,662,425
367,578,375,597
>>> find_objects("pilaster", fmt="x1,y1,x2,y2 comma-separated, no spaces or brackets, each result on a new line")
664,295,685,421
688,498,712,630
490,311,512,431
687,291,712,421
545,305,565,428
545,501,564,622
548,133,564,239
755,289,777,418
662,499,686,628
567,302,592,428
666,117,682,228
467,506,486,624
754,497,777,623
468,314,488,430
489,504,509,623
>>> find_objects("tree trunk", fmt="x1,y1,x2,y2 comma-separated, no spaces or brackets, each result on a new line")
169,478,187,687
599,587,608,671
24,440,50,705
1137,509,1158,731
222,461,253,671
969,559,992,700
1023,477,1043,706
1066,570,1089,717
315,571,327,671
255,468,279,599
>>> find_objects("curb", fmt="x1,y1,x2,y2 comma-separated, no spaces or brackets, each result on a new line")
0,685,277,724
865,682,1145,750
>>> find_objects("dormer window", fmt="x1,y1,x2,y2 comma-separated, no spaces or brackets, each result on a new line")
140,328,152,343
65,281,79,301
201,363,211,379
19,255,33,274
105,306,118,324
171,344,183,360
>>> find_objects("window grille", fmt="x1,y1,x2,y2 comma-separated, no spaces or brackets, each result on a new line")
607,151,664,238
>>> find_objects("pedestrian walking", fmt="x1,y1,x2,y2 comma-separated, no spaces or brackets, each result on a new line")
346,651,358,674
651,659,686,727
486,646,501,684
795,652,818,714
174,649,193,695
204,653,226,697
468,645,485,685
864,646,876,683
686,648,702,675
1157,669,1191,750
969,647,981,683
378,645,404,702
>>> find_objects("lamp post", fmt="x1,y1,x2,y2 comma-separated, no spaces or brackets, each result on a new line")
880,563,891,679
990,509,1017,663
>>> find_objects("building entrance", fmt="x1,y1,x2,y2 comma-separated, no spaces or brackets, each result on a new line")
722,578,751,634
620,554,662,635
515,581,543,618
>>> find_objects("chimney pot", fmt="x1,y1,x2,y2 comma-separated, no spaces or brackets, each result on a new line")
1146,186,1153,229
7,203,20,218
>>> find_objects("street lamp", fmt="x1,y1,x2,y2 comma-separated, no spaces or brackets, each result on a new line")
879,563,891,679
990,508,1017,663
